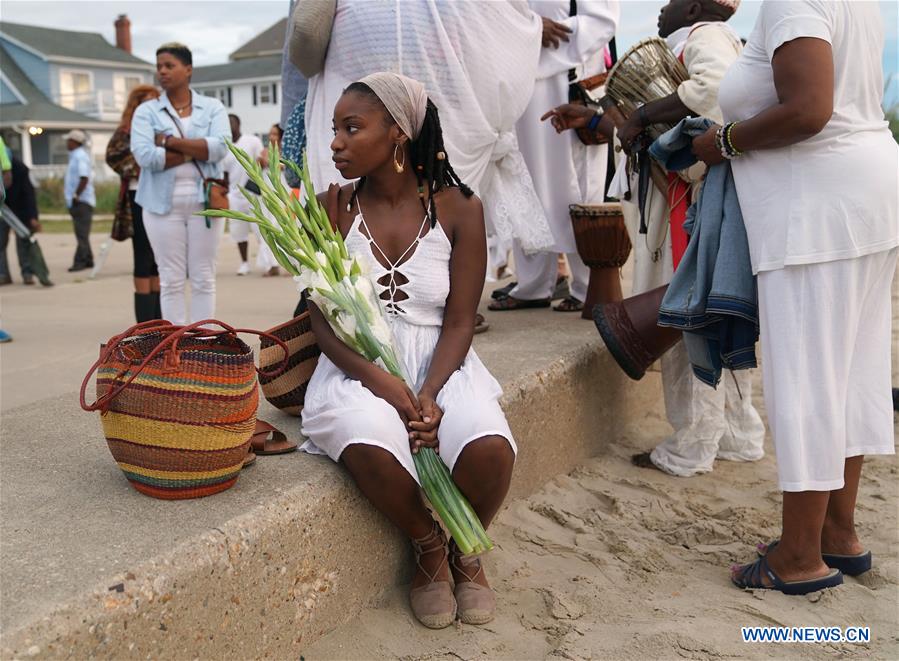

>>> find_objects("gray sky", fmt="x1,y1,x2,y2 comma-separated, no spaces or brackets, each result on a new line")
1,0,895,105
0,0,760,67
1,0,288,66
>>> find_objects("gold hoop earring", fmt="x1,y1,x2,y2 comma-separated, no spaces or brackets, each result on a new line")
393,144,405,174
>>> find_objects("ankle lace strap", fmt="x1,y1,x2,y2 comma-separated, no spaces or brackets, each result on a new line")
449,540,483,583
411,522,448,584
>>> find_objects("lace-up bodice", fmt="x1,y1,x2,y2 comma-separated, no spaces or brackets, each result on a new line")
344,208,452,328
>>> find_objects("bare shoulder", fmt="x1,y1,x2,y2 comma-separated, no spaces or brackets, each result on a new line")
433,187,484,239
314,182,356,237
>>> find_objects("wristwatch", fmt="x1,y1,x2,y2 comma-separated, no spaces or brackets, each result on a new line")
162,134,170,148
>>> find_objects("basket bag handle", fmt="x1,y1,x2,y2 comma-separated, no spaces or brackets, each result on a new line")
80,319,290,413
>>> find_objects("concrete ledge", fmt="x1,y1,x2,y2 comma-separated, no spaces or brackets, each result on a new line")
2,317,661,659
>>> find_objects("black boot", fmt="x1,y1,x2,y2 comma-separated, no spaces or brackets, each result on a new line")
134,293,158,322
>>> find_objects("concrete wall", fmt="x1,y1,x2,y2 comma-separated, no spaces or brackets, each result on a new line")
0,339,663,659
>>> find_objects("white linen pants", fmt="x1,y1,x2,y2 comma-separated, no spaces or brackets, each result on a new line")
510,244,590,302
227,196,278,271
758,249,897,492
143,187,224,326
651,340,766,476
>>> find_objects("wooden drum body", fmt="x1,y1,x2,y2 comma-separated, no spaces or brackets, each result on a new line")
570,203,632,319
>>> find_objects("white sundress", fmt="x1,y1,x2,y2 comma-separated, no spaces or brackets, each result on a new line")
300,204,516,483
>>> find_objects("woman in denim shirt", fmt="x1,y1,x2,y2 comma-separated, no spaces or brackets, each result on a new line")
131,42,230,325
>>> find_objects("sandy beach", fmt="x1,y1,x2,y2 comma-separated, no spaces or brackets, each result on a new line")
304,276,899,660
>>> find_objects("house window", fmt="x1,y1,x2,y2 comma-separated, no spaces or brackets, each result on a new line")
203,87,232,108
59,70,93,111
253,83,277,105
114,74,144,109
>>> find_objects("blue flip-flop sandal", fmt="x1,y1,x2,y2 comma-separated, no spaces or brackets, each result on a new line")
732,556,843,595
758,540,872,577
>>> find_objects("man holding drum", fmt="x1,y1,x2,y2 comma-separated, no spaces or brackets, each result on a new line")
544,0,766,478
489,1,619,314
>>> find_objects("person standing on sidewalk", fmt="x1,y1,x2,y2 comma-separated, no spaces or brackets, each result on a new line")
63,129,95,273
131,42,230,325
222,113,267,276
0,156,52,287
106,84,162,322
0,142,12,342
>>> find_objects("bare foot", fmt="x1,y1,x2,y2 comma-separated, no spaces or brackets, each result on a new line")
821,520,865,557
735,541,833,586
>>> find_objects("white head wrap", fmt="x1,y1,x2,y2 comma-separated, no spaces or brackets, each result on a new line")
357,72,428,140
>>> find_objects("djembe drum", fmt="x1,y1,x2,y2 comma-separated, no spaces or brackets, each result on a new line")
570,202,632,319
605,37,688,140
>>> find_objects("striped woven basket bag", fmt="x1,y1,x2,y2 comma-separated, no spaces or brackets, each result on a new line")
80,320,288,500
258,312,321,416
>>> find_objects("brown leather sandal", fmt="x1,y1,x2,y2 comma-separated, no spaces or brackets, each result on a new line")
250,420,297,455
409,522,457,629
487,296,551,311
553,296,584,312
450,541,496,625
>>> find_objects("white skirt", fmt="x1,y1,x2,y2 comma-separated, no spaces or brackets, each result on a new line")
757,248,897,492
300,320,516,484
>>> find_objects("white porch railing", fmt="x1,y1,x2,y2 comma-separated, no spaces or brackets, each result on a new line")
54,90,124,122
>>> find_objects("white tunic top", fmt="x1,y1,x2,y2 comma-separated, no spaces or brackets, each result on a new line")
718,0,899,273
222,133,264,206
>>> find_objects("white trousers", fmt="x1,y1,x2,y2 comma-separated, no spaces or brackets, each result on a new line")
510,243,590,302
651,341,766,477
143,187,224,326
758,249,897,492
227,196,278,271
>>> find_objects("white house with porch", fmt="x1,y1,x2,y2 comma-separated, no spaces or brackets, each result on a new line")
0,16,153,180
193,18,304,141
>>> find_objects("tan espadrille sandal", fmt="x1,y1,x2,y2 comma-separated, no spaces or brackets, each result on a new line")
450,542,496,625
409,522,457,629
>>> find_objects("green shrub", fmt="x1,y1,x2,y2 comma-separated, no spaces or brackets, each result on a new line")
36,177,118,215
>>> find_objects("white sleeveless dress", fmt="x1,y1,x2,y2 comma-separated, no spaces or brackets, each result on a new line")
300,207,516,483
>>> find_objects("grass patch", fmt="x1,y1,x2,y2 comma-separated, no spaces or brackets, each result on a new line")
42,219,114,235
36,178,118,215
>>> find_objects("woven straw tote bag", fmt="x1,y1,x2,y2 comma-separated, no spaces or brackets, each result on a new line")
80,320,288,499
258,312,321,416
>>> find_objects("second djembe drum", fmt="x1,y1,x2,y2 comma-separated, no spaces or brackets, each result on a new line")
570,202,632,319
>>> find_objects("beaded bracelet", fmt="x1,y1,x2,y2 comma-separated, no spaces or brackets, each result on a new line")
587,112,601,133
724,122,744,157
716,125,732,160
716,122,744,160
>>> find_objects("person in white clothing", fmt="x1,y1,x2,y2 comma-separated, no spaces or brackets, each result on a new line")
223,114,279,276
299,0,556,282
693,0,897,594
490,0,619,313
224,114,262,275
301,73,515,629
131,43,230,326
545,0,765,477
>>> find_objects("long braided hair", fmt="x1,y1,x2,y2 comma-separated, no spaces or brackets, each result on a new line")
343,82,473,228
